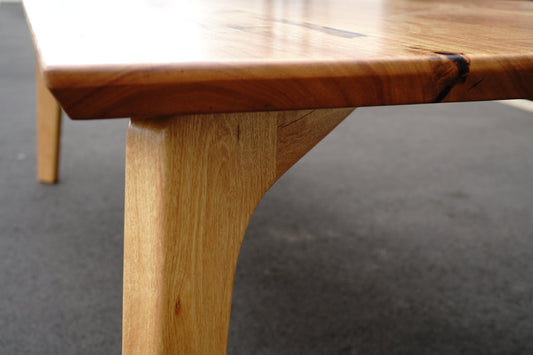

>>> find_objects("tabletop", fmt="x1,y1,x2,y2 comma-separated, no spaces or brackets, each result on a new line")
24,0,533,119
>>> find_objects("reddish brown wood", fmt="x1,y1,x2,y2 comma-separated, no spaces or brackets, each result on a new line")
24,0,533,119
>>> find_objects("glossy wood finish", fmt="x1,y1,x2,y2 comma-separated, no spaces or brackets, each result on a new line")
36,63,61,183
123,108,353,354
24,0,533,119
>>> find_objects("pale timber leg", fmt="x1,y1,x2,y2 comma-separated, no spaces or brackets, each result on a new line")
123,108,354,355
36,65,62,183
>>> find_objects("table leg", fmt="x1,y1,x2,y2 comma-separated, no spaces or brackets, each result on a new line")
36,64,62,183
122,108,354,354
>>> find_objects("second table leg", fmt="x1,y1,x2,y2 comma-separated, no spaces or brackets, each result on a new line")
35,63,62,184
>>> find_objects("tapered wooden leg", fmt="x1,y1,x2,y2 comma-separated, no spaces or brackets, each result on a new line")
122,108,354,354
36,65,62,183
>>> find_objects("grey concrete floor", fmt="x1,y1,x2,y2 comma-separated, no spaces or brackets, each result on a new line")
2,3,533,354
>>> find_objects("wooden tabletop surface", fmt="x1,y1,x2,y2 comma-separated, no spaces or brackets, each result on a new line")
24,0,533,119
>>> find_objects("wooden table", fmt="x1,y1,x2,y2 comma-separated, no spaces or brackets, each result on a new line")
23,0,533,353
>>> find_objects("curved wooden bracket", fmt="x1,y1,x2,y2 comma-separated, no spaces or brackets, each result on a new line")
123,107,354,354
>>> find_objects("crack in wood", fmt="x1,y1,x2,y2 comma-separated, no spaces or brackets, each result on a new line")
277,110,316,129
433,52,471,103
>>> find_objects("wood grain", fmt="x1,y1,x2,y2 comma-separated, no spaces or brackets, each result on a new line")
276,107,354,178
123,108,353,354
36,62,61,183
23,0,533,119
